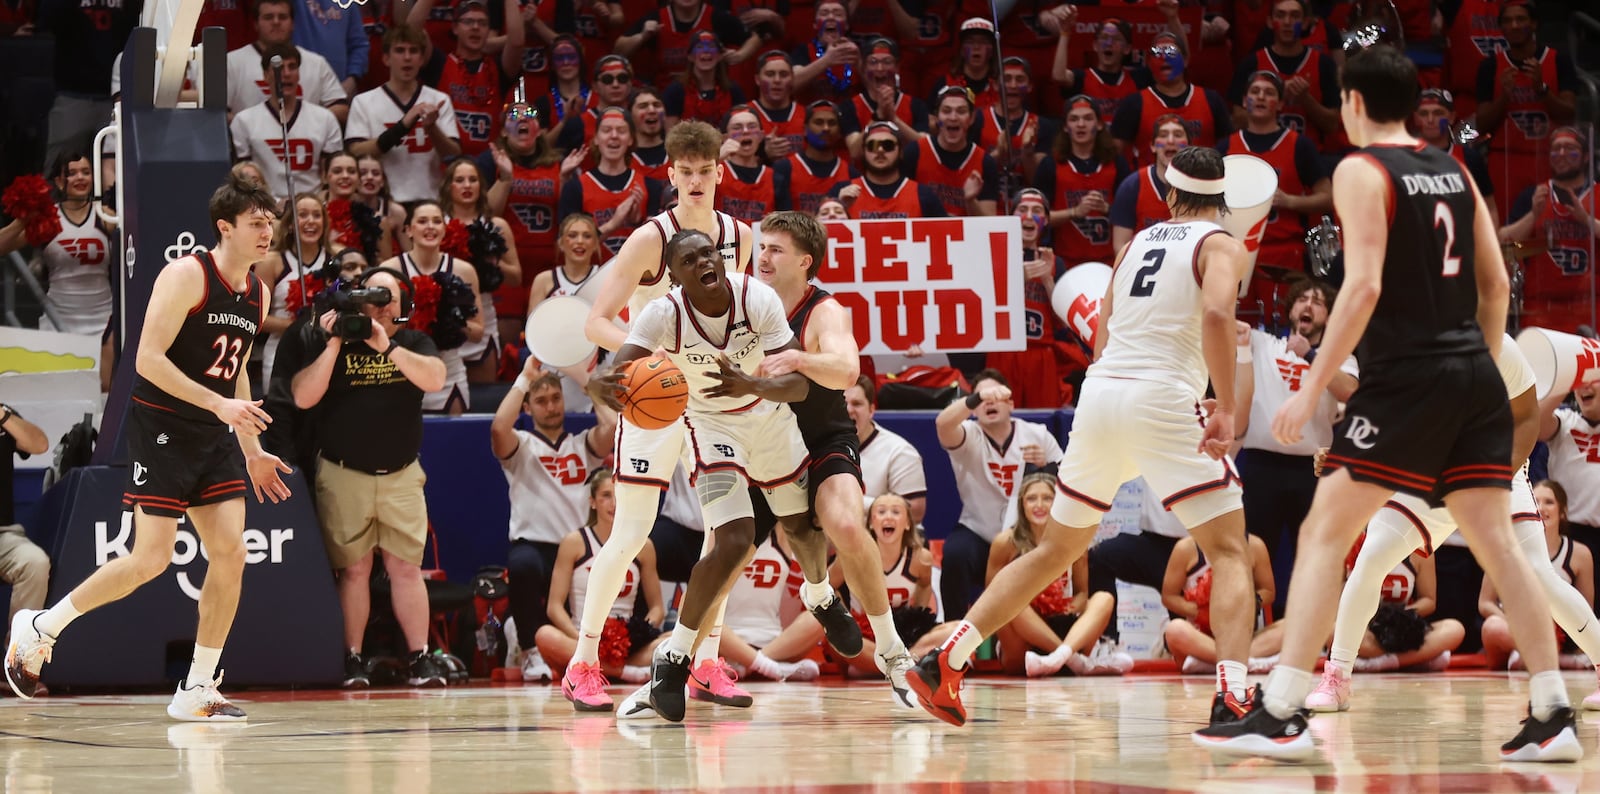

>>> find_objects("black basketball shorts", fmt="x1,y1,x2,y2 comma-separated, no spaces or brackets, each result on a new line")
807,431,864,508
1325,351,1512,507
123,404,248,518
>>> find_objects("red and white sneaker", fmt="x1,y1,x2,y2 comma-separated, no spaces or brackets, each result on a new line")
561,661,614,712
1304,663,1352,713
688,658,754,707
906,648,969,727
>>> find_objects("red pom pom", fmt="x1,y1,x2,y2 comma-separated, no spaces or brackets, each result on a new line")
1186,568,1214,635
1029,575,1071,617
599,616,631,669
283,275,327,317
326,199,358,247
3,175,62,247
854,609,874,642
441,218,471,261
408,274,441,332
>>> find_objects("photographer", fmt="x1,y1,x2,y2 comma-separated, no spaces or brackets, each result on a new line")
291,267,450,688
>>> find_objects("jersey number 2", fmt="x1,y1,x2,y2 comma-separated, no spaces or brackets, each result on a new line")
1129,249,1165,297
205,336,244,380
1435,202,1462,278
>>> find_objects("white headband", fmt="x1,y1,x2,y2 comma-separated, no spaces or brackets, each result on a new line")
1164,166,1226,195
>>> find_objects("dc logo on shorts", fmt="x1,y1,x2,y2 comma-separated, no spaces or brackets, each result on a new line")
133,461,149,486
1344,416,1379,450
630,458,650,474
713,443,735,458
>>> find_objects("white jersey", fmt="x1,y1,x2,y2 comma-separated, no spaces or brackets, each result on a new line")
1089,220,1226,400
346,85,460,203
229,102,345,202
568,526,640,621
1543,409,1600,525
39,205,112,336
851,547,920,614
859,424,927,506
1241,329,1360,455
261,248,327,385
454,217,498,364
723,535,797,647
947,418,1063,541
501,427,603,544
627,208,745,322
623,272,793,415
226,44,347,115
1137,477,1190,538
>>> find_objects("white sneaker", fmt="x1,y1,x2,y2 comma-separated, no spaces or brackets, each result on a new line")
1086,640,1134,675
167,673,247,722
521,647,552,682
4,609,54,699
1181,655,1210,675
502,616,521,669
786,659,821,681
1024,650,1062,678
1560,653,1590,670
878,652,919,710
1583,670,1600,711
616,683,657,721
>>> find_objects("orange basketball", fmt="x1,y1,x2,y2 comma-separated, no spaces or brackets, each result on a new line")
619,356,689,430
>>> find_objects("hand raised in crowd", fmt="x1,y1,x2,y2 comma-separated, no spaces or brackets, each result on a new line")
827,38,860,67
973,381,1011,407
1283,76,1311,101
1074,191,1109,217
874,82,897,118
765,135,795,159
1286,331,1312,358
1023,247,1055,281
837,183,862,205
491,143,515,180
720,136,742,160
1235,320,1252,349
641,19,660,37
963,171,984,201
561,145,591,179
1020,443,1048,466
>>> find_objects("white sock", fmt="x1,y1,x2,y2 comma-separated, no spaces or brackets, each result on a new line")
1217,660,1248,700
35,596,82,638
800,579,834,610
621,665,650,683
666,622,697,660
866,610,906,657
694,598,730,665
938,621,983,670
750,651,789,679
186,644,222,686
1048,644,1075,665
1263,666,1314,720
1530,670,1572,721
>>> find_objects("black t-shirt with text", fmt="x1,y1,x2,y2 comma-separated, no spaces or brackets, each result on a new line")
313,328,439,472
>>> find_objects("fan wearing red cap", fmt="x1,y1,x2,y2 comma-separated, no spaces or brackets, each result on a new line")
923,18,1002,114
1410,89,1499,222
792,0,861,102
615,0,762,89
1033,94,1131,268
1475,1,1579,224
843,37,930,162
834,122,946,220
405,0,526,157
1499,126,1597,335
1228,0,1342,153
663,30,748,128
557,106,655,258
903,87,1000,217
1219,69,1331,307
1109,34,1231,166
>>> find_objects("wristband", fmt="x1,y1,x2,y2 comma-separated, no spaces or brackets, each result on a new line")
964,393,983,410
376,122,411,153
512,374,532,392
1236,346,1252,364
383,340,400,359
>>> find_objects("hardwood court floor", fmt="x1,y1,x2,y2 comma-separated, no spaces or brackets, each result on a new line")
5,672,1600,793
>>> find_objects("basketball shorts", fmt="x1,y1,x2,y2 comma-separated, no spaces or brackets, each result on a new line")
1052,377,1242,529
613,416,687,490
806,430,864,503
1375,465,1538,554
122,404,247,519
1326,353,1512,506
684,404,810,519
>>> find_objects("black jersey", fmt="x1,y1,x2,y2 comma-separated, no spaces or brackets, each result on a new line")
131,252,267,424
786,285,856,448
1354,142,1487,366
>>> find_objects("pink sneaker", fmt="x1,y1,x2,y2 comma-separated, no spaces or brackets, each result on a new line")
561,661,614,712
1584,671,1600,711
688,658,754,707
1305,664,1352,713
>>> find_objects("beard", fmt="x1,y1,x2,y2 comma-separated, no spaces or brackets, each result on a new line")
864,161,899,180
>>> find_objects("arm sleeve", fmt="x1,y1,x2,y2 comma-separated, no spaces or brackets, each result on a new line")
1109,171,1140,228
557,115,586,150
623,298,671,350
420,48,446,90
1109,93,1140,143
978,154,1000,201
919,185,947,217
1206,89,1233,138
475,149,499,189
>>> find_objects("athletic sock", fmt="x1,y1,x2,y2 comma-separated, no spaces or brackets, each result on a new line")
694,626,723,667
666,622,697,660
575,632,601,666
186,645,222,686
939,621,983,670
1262,666,1314,720
1530,670,1572,721
800,579,834,610
1217,660,1249,700
35,596,82,638
866,610,906,657
750,652,789,680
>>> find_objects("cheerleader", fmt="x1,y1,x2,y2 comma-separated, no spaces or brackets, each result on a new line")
355,153,411,259
1162,532,1283,674
439,157,521,383
256,193,330,385
1481,481,1591,671
523,213,602,411
380,200,484,415
0,152,115,336
323,151,397,264
535,468,665,685
833,493,950,674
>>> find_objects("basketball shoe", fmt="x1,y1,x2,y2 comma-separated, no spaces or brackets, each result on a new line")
809,594,864,657
408,652,448,687
617,683,656,720
688,658,753,707
1583,671,1600,711
905,648,968,726
878,651,919,709
1191,700,1313,760
1304,664,1351,712
649,647,693,722
561,661,614,712
167,672,247,722
1210,688,1255,724
1500,707,1582,762
343,652,370,689
521,648,553,683
4,609,53,699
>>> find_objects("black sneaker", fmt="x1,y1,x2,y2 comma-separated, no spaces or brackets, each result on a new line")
1191,699,1314,760
1209,688,1253,725
648,647,693,722
1501,707,1582,762
407,652,448,688
344,652,370,689
809,594,865,657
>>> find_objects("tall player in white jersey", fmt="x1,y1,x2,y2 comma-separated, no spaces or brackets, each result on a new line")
907,146,1255,728
563,121,754,713
595,227,815,722
1308,336,1600,712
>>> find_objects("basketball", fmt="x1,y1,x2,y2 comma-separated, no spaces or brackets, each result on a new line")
619,356,689,430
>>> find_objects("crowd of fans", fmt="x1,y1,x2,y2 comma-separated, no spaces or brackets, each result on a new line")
2,0,1600,686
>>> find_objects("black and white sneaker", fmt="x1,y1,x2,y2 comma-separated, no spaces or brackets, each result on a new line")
1501,707,1582,762
648,647,692,722
344,652,371,689
1191,699,1314,760
407,652,448,688
809,594,865,657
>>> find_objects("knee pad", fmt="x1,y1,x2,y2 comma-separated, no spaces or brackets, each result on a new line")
609,482,664,555
696,470,754,529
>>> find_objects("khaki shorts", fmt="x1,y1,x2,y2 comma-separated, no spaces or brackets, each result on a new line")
315,457,428,568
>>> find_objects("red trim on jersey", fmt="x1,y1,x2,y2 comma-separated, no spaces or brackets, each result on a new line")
1057,481,1112,512
643,218,669,286
752,455,812,488
132,395,177,413
614,474,670,490
1189,228,1225,288
1162,458,1240,509
1325,453,1436,490
1345,152,1397,229
189,252,214,316
1383,499,1435,557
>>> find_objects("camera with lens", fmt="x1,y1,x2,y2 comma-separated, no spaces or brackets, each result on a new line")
316,282,394,340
